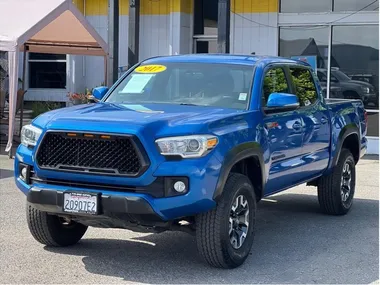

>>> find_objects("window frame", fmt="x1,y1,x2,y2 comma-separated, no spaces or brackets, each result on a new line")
27,53,68,90
287,65,321,108
279,0,333,13
259,63,295,115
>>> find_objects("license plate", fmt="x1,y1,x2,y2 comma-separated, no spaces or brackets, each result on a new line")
63,192,98,215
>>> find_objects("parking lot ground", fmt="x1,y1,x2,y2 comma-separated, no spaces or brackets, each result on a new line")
0,155,379,284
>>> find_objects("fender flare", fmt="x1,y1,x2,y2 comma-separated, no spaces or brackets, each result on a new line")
213,142,266,201
332,123,360,167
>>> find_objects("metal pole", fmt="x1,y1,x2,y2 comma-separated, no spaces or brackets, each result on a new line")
128,0,140,68
107,0,119,86
19,44,27,135
217,0,231,53
326,25,333,99
104,56,107,86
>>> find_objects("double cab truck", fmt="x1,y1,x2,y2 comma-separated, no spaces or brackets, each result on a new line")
15,55,367,268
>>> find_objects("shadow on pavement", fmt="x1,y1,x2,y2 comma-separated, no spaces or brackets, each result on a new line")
0,168,14,179
44,193,379,284
362,154,379,161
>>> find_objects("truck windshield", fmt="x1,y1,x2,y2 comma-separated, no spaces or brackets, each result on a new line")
105,62,254,110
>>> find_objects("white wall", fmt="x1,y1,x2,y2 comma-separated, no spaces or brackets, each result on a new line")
230,12,278,56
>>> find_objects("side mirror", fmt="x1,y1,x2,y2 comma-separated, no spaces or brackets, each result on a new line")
92,86,109,101
266,93,299,112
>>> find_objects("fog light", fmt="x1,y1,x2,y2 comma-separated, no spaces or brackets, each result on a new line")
21,167,27,180
173,181,186,193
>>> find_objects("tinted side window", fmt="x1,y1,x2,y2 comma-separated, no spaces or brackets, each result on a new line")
317,71,327,82
289,67,318,106
262,67,290,107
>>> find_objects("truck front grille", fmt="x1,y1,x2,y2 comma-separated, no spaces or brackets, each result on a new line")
36,132,149,176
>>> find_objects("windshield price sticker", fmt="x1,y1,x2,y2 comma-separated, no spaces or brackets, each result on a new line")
120,74,154,93
135,65,167,73
239,93,247,101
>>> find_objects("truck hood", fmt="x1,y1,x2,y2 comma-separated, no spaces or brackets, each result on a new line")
341,80,375,90
33,102,244,136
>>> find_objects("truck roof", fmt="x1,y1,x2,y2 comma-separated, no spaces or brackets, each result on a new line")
143,54,308,67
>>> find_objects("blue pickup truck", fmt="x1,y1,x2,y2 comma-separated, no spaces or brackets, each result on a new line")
15,55,367,268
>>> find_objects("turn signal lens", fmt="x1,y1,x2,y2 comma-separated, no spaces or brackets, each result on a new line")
207,138,218,149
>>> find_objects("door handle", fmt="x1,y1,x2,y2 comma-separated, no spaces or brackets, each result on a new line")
320,117,328,124
292,121,302,130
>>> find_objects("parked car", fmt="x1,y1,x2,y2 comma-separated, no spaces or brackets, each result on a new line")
349,73,379,92
317,68,378,107
320,82,343,98
15,55,367,269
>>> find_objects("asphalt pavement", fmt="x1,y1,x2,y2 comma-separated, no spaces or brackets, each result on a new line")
0,155,379,284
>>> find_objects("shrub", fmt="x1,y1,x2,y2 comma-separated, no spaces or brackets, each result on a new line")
31,101,63,119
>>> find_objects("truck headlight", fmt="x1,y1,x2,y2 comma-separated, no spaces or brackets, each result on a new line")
21,125,42,147
361,86,370,94
156,135,218,158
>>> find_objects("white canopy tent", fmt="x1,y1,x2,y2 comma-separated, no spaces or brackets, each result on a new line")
0,0,108,153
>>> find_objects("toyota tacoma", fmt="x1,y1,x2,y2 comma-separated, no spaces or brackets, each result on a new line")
15,55,367,268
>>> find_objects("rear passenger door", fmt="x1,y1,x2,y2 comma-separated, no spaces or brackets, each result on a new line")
288,66,331,179
262,66,304,195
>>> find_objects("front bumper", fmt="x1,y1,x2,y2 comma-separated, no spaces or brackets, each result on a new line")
27,187,168,231
27,187,156,215
15,144,221,222
362,93,378,104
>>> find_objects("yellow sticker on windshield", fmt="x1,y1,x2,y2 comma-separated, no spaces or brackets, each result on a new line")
135,65,167,73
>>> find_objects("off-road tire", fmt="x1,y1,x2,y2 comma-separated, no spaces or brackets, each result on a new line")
26,203,88,246
196,173,256,268
317,149,356,215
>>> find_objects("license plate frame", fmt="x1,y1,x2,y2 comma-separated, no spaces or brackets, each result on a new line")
63,192,99,215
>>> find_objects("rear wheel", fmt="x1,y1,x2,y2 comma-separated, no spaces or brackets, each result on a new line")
317,149,356,215
26,203,88,246
196,173,256,268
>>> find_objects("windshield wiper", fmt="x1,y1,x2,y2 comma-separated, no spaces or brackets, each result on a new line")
179,103,199,106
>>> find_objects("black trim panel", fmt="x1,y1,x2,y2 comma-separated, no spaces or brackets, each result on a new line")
213,142,265,201
27,187,158,216
30,176,166,198
332,123,360,166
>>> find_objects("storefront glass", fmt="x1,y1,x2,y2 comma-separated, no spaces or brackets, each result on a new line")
367,112,379,137
334,0,379,12
280,0,331,13
279,23,379,139
329,25,379,112
279,27,329,95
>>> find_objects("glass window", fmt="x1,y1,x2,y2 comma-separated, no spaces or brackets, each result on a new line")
106,63,254,110
262,67,290,107
289,67,318,106
0,51,8,118
279,27,329,71
330,25,379,110
280,0,332,13
334,0,379,12
29,53,67,89
317,70,327,82
367,112,379,137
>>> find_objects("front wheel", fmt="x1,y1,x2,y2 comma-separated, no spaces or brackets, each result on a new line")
196,173,256,268
317,149,356,215
26,203,88,246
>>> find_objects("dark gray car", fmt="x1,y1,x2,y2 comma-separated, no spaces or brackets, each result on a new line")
317,69,378,108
